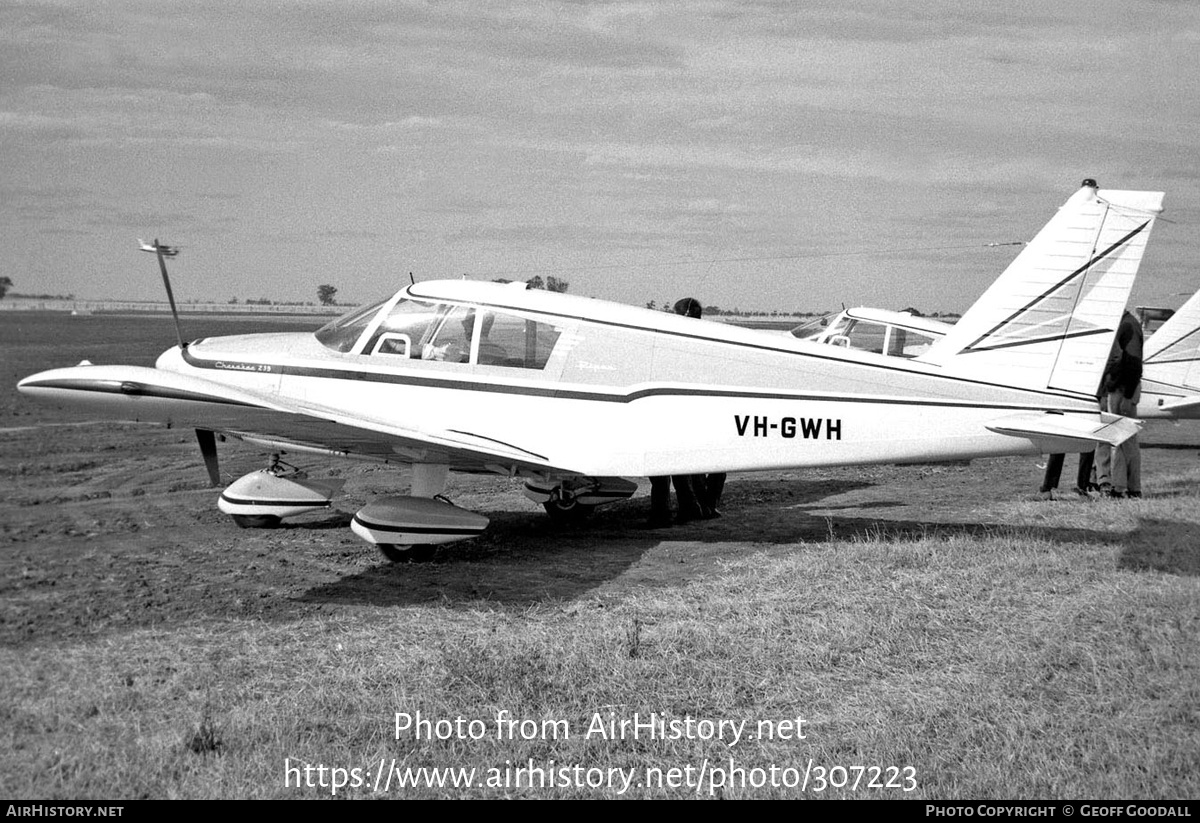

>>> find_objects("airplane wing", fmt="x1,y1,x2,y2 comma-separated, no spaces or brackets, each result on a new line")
16,364,576,477
985,411,1141,452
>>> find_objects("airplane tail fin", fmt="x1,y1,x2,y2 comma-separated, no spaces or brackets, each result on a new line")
918,180,1164,397
1143,289,1200,392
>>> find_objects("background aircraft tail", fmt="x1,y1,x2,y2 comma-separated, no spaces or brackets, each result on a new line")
919,180,1164,397
1142,289,1200,392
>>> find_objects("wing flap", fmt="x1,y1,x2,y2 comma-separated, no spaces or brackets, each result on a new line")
282,396,568,472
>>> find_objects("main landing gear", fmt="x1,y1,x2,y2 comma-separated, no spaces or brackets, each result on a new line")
215,460,640,564
348,465,487,563
217,454,336,527
522,477,639,521
376,543,438,563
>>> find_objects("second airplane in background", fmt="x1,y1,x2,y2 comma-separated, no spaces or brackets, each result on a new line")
795,274,1200,421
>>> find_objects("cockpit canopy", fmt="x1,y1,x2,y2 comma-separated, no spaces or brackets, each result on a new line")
315,293,561,370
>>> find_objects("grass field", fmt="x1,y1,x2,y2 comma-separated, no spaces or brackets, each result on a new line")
1,312,1197,799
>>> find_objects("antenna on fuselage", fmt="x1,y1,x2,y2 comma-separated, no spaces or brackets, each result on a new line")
140,237,186,349
409,272,415,285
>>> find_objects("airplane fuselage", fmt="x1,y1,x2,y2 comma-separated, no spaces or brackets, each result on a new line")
130,281,1103,479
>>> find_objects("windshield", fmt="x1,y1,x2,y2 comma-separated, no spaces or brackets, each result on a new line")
790,313,837,339
314,298,391,353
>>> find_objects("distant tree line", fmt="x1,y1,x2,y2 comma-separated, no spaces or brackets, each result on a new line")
491,276,569,292
645,300,961,320
227,297,318,306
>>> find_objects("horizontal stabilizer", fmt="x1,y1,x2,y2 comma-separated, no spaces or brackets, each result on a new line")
985,411,1141,453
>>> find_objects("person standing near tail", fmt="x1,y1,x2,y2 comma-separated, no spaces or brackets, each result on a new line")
1096,310,1144,498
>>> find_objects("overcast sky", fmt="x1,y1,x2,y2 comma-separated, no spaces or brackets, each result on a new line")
2,0,1198,313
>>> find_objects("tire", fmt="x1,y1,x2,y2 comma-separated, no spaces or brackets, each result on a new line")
378,544,436,563
232,514,282,529
542,499,596,522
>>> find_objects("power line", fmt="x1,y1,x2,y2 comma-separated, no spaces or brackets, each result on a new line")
480,241,1025,278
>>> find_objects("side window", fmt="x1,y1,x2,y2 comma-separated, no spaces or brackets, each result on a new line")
477,311,562,369
844,321,887,354
421,306,475,363
896,330,938,358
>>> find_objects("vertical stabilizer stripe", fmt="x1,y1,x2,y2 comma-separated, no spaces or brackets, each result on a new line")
963,218,1149,353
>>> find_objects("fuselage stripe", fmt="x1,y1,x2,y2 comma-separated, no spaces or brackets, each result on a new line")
182,347,1099,412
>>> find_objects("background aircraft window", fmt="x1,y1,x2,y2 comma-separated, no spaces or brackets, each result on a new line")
315,297,390,353
478,311,562,369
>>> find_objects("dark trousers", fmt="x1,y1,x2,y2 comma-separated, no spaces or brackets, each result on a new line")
1040,452,1095,493
673,475,706,521
703,473,726,511
649,476,671,522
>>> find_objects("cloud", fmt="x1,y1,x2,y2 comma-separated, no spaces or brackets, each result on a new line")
0,0,1197,311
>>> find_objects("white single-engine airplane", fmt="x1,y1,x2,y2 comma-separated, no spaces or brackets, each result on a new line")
1139,289,1200,419
19,180,1164,561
